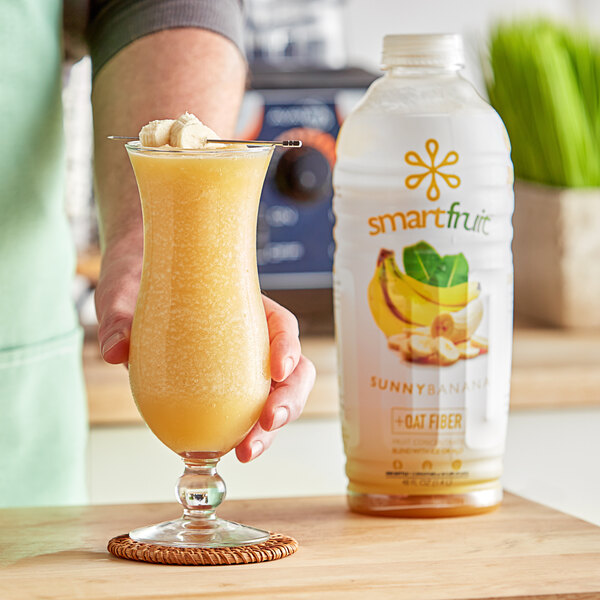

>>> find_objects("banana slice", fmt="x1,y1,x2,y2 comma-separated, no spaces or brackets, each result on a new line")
431,298,484,343
169,112,219,149
169,112,200,146
407,326,431,337
173,112,200,127
470,334,489,351
388,333,408,351
395,338,411,359
139,119,175,147
432,336,460,366
408,335,434,360
456,341,480,359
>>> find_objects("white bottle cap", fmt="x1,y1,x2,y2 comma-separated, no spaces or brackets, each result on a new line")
382,34,464,69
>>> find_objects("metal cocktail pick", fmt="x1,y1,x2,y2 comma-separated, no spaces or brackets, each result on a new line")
108,136,302,147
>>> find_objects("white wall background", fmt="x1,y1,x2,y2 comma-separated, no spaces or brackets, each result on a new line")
342,0,574,93
343,0,570,64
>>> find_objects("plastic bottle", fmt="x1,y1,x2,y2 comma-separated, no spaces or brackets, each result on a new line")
333,34,514,517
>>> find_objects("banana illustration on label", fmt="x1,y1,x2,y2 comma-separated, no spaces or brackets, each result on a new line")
402,272,480,307
431,336,461,366
456,340,481,359
430,298,484,343
408,335,435,359
368,246,486,366
368,248,477,335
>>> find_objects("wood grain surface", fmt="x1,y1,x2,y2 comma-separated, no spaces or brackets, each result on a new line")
85,324,600,426
1,494,599,600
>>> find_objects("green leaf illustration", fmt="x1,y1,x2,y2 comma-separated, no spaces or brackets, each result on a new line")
430,253,469,287
403,241,469,287
402,242,442,283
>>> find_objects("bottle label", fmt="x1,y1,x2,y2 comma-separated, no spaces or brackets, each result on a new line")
334,124,514,495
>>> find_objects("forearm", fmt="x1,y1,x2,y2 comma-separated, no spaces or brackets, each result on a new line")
91,27,246,252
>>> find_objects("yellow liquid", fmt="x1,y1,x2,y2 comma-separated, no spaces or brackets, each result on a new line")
128,146,273,456
346,459,502,517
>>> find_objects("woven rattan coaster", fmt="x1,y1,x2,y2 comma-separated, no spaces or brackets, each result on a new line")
107,533,298,566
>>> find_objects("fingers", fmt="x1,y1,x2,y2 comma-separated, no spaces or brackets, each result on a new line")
237,297,314,463
236,354,316,463
98,316,131,365
95,247,142,365
260,355,315,431
263,295,301,382
234,421,277,463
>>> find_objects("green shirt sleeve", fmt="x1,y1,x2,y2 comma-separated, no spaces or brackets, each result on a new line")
86,0,245,80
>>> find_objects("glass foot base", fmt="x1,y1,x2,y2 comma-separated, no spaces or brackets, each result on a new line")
130,517,270,548
348,487,503,518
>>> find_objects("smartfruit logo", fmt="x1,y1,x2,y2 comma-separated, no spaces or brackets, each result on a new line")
367,138,490,237
405,139,460,201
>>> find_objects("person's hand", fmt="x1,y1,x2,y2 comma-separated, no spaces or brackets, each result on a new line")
235,296,316,462
95,233,142,365
95,251,316,460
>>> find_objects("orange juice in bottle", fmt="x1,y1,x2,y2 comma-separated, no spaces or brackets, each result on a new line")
333,34,514,516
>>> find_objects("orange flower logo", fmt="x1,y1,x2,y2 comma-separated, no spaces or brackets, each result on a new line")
405,139,460,201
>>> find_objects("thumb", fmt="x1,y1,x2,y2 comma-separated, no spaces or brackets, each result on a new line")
95,250,141,365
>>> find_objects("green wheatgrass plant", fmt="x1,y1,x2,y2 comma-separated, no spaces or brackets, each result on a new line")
486,20,600,187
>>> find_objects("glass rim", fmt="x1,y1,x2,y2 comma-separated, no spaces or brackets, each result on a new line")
124,140,274,156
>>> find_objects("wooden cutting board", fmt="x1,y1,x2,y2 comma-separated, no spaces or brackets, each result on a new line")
1,493,599,599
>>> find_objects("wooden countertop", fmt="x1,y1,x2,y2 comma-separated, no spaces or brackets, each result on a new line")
1,494,599,599
85,324,600,426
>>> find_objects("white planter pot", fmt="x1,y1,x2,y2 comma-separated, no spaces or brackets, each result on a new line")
513,181,600,328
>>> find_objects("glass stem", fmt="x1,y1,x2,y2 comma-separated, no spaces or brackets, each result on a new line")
176,458,226,530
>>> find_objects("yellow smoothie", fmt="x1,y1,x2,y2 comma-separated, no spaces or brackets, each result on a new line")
127,145,273,455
